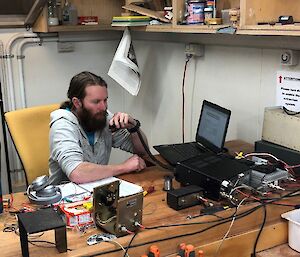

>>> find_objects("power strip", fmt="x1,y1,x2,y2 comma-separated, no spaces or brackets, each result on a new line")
185,43,204,57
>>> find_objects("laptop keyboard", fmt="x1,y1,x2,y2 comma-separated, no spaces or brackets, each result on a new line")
172,143,203,159
155,142,205,165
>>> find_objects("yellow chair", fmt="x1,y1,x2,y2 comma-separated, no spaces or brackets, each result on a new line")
4,104,60,186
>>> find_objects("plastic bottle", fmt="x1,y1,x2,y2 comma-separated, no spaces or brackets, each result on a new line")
56,0,63,25
48,0,59,26
62,0,70,25
69,3,78,25
62,0,78,25
204,6,213,23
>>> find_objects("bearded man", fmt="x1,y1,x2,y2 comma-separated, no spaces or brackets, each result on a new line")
49,71,147,185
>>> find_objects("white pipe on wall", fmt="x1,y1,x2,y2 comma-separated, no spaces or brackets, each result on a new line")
16,37,58,108
4,32,38,111
0,39,16,172
0,40,10,194
0,41,8,111
16,38,41,108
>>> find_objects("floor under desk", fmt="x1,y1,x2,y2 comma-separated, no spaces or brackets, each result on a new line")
257,244,300,257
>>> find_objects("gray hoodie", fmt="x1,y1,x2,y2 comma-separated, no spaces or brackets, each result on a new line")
48,109,134,185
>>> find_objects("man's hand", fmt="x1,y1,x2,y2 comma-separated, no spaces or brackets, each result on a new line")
109,112,136,130
122,154,146,173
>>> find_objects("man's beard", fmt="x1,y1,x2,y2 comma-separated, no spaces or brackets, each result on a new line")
78,105,107,132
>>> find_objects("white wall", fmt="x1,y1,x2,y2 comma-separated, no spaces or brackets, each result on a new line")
1,29,299,193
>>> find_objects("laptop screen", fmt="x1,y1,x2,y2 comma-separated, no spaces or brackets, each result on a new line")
196,100,231,153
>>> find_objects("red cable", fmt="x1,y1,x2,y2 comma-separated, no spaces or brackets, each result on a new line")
182,57,191,143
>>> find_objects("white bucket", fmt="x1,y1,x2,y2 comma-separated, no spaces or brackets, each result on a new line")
281,209,300,252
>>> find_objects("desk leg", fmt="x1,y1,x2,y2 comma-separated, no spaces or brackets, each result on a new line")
55,227,67,253
18,219,29,257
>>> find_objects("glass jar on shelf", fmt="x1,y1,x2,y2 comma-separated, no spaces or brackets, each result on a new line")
48,0,59,26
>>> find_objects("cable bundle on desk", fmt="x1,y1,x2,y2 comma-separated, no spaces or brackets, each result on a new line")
81,187,300,257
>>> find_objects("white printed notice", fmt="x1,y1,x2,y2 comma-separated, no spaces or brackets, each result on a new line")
276,71,300,112
108,28,141,96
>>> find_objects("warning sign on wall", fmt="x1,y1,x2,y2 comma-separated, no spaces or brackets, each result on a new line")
276,71,300,112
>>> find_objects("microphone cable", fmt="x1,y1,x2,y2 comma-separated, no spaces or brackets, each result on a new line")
136,129,174,171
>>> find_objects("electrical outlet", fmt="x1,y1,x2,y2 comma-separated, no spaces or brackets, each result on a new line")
280,49,298,66
185,43,204,57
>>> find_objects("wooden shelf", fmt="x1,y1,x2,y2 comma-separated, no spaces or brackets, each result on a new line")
46,24,232,34
132,24,174,33
32,0,300,38
44,24,300,36
238,24,300,36
173,24,231,34
48,24,116,32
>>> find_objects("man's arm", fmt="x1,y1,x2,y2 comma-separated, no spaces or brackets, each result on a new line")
109,112,149,157
69,154,146,184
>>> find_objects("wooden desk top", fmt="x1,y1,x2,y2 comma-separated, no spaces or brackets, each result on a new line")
0,140,297,257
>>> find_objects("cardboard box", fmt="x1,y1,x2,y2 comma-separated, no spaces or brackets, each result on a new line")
262,107,300,151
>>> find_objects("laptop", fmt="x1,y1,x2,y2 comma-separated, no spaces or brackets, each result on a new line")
153,100,231,166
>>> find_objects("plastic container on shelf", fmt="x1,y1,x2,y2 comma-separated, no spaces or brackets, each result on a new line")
204,6,213,23
186,0,206,24
221,9,230,25
62,0,78,25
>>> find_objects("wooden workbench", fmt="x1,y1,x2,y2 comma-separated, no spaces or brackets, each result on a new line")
0,140,297,257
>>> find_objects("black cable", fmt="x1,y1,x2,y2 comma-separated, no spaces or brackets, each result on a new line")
28,240,56,248
136,129,174,171
262,189,300,204
82,188,299,257
28,240,73,251
267,202,296,207
81,203,263,257
123,232,138,257
83,189,300,257
181,55,192,143
3,224,18,232
251,204,267,257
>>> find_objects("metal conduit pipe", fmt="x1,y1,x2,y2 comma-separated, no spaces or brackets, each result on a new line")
16,36,58,108
4,32,38,111
16,38,41,108
0,40,12,193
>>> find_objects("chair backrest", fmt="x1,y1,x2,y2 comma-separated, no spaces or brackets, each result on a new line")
4,104,60,186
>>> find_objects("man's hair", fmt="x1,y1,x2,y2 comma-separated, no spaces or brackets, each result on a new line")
61,71,107,109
